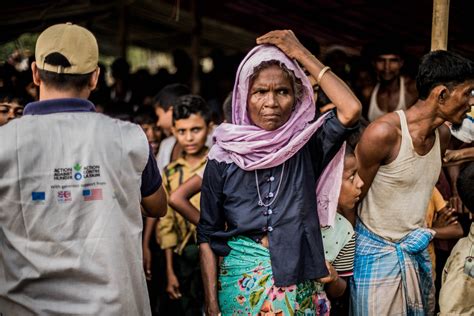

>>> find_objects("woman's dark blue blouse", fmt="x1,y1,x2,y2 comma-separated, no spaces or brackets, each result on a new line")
197,110,357,286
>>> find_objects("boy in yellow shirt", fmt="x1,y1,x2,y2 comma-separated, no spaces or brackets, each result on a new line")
156,95,211,314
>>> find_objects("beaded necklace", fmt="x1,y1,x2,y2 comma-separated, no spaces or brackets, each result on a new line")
254,162,285,207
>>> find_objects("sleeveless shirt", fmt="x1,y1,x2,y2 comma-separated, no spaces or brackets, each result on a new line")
358,110,441,241
368,76,407,122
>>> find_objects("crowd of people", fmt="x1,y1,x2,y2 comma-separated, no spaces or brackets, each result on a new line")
0,23,473,316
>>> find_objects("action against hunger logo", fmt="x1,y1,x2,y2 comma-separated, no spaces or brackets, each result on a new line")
54,164,101,181
73,163,82,180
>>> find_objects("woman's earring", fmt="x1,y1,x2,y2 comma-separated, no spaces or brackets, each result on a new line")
292,104,296,111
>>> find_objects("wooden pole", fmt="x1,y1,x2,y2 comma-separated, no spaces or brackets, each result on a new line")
118,0,128,58
431,0,450,51
190,0,201,94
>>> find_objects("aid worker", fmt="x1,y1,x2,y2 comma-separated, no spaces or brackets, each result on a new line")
0,23,167,315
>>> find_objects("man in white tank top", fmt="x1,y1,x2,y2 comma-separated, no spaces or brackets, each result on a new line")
0,23,168,315
351,50,474,315
366,40,418,122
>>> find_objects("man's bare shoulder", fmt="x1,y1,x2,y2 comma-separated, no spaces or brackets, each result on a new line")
357,112,401,167
363,112,401,144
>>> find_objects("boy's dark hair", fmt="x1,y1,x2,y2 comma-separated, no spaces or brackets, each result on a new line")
345,117,369,157
416,50,474,100
173,94,211,125
133,107,158,126
153,83,190,111
345,143,355,157
457,162,474,213
0,92,29,106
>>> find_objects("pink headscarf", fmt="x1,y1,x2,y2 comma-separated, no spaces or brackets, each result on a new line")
208,45,345,226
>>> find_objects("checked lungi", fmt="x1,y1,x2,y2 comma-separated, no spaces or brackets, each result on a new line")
350,220,435,316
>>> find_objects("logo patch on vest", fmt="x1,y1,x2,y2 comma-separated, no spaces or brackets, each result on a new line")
57,190,72,203
54,164,101,181
32,192,46,201
83,188,103,201
54,168,73,180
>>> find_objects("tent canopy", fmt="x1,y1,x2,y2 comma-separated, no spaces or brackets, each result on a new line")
0,0,471,58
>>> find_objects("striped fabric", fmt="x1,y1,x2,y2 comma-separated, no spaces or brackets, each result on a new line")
333,234,355,277
350,220,435,316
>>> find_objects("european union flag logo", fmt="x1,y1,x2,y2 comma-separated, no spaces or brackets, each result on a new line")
32,192,46,201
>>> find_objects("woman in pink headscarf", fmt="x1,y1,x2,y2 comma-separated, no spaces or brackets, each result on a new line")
197,30,361,315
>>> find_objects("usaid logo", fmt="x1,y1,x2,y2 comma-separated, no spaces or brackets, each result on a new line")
57,191,72,203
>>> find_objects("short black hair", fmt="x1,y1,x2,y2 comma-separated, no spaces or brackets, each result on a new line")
38,69,93,91
133,107,158,126
37,52,93,91
367,38,404,60
153,83,190,111
345,117,369,157
0,92,29,106
416,50,474,100
173,94,211,125
457,162,474,213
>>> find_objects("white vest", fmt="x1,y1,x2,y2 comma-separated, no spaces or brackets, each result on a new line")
368,76,407,122
0,111,151,315
358,110,441,241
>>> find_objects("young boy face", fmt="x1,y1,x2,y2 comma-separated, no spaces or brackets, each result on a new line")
173,114,209,156
141,123,162,156
338,154,364,211
0,101,24,126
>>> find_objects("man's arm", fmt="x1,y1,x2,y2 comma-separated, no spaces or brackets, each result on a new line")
141,185,167,217
142,217,158,280
356,120,399,199
444,147,474,164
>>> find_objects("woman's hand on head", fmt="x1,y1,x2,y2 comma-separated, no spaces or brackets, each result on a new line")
256,30,310,60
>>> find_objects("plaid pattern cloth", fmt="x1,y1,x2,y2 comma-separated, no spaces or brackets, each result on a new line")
350,221,435,316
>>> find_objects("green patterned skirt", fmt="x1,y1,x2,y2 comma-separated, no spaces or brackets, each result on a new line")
218,236,329,316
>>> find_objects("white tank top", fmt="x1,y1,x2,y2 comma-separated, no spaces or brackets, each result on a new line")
368,76,407,122
358,110,441,241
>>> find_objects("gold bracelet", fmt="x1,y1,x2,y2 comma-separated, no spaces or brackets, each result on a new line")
317,66,331,85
